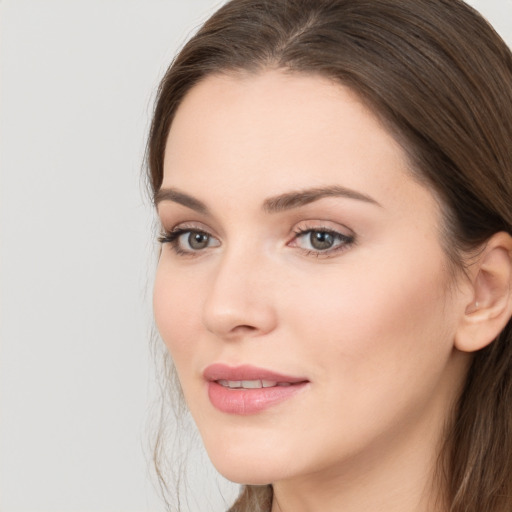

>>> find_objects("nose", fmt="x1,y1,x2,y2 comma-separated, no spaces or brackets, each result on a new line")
202,249,278,340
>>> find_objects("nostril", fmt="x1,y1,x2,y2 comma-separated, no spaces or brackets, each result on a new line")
233,324,258,332
223,324,259,338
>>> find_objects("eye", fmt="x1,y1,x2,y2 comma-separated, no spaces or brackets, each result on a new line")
158,228,220,255
184,231,211,250
307,231,338,250
290,227,355,255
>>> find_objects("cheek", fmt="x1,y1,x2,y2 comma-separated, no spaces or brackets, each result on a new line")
284,246,454,384
153,259,202,364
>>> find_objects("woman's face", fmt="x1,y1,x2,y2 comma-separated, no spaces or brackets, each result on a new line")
153,70,471,487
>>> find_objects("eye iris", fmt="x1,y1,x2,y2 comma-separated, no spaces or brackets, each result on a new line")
310,231,334,250
189,232,209,249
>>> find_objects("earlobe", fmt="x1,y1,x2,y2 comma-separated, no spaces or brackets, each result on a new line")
455,232,512,353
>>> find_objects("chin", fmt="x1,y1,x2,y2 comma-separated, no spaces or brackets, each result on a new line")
220,469,273,486
203,439,292,485
213,461,276,486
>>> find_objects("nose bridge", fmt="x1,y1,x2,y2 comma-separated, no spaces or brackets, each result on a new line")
202,241,277,338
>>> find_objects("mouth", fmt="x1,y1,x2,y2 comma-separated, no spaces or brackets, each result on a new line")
203,364,309,415
216,379,294,389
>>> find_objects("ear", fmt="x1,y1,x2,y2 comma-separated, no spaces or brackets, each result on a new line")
455,232,512,353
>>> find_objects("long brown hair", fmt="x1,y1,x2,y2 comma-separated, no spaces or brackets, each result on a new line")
146,1,512,510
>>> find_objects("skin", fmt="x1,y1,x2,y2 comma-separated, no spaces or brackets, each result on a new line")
153,70,474,512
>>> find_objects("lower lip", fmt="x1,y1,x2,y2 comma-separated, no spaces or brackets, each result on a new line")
207,381,308,415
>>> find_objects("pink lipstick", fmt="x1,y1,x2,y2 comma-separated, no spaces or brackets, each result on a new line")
204,364,309,415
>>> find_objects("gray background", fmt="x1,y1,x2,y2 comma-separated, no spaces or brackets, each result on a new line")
1,0,511,510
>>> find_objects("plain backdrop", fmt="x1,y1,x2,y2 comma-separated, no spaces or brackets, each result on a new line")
1,1,511,511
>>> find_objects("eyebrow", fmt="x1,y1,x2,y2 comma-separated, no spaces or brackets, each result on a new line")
154,188,210,214
262,185,381,212
154,185,381,214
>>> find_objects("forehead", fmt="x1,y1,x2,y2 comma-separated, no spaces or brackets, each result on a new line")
162,70,433,218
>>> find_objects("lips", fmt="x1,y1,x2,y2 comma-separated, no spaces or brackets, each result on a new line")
204,364,309,415
204,363,307,383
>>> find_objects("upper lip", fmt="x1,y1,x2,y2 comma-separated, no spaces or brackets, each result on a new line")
203,363,308,383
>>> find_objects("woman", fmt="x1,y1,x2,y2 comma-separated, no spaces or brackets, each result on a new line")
147,0,512,510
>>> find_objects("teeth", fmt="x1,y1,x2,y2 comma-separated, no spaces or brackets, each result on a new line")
217,379,279,389
242,380,261,389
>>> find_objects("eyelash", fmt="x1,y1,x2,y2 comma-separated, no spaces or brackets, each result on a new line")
158,228,215,256
291,226,355,257
158,225,355,258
